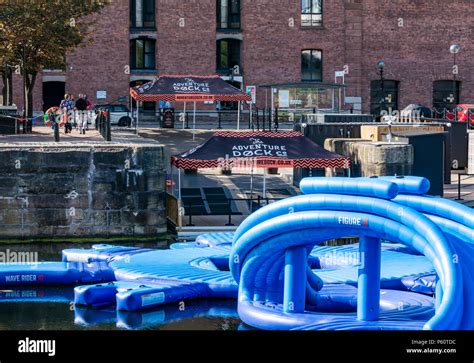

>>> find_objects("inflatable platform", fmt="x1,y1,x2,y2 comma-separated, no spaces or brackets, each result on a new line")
0,176,472,331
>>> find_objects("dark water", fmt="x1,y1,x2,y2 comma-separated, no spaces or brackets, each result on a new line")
0,242,243,330
0,292,242,330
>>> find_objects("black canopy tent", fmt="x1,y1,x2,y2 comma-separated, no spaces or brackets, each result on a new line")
171,131,350,200
129,75,252,137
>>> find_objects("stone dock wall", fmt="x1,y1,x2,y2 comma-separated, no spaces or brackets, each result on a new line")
0,144,166,238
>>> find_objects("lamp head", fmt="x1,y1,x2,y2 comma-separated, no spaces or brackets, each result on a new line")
378,60,385,70
450,44,461,54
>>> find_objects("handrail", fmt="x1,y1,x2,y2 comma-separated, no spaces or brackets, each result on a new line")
183,196,285,226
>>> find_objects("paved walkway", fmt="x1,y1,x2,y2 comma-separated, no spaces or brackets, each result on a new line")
0,125,160,146
444,174,474,208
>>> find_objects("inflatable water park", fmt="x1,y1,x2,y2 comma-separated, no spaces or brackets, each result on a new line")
0,176,473,330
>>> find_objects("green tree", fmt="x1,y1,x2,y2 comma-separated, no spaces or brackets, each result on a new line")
0,0,107,117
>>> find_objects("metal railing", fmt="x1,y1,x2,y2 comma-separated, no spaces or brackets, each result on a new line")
183,196,284,226
174,108,291,132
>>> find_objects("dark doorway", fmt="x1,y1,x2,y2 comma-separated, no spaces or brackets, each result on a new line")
433,80,460,113
43,81,65,111
220,80,241,110
370,80,399,116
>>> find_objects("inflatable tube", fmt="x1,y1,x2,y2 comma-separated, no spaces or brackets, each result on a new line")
195,233,234,248
299,177,399,199
62,245,153,263
231,176,472,330
0,261,114,287
239,288,434,331
0,287,73,303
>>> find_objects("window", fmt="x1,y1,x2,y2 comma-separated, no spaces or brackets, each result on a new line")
301,50,322,81
130,0,155,29
217,0,241,30
301,0,322,27
433,80,460,112
370,80,399,116
130,38,156,70
217,39,241,73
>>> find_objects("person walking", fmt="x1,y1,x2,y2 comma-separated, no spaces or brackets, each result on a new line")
75,93,88,135
59,94,74,134
84,94,94,132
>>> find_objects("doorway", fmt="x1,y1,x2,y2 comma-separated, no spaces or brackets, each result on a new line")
43,81,65,111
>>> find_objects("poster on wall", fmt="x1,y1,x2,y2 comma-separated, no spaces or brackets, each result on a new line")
96,90,107,99
245,86,256,104
278,90,290,108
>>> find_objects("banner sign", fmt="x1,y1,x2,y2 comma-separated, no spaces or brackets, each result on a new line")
246,86,257,104
130,75,252,102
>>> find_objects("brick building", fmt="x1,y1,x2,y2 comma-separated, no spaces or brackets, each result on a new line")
5,0,474,118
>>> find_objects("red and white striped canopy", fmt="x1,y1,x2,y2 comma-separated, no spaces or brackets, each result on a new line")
130,75,252,102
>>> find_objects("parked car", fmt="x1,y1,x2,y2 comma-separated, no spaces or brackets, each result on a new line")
446,104,474,125
94,104,132,127
400,104,432,120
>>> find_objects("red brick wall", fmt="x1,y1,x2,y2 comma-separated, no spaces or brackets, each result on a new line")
359,0,474,111
8,0,474,115
156,0,216,75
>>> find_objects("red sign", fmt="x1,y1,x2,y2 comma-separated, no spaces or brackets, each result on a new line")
175,94,215,102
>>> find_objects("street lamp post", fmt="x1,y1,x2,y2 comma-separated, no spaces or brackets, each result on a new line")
378,61,385,116
450,44,461,121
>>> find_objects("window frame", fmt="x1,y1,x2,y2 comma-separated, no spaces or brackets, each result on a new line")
217,0,241,31
130,0,156,30
301,49,323,82
216,39,241,74
130,38,156,71
301,0,323,28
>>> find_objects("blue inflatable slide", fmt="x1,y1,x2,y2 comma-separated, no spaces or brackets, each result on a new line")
0,176,472,331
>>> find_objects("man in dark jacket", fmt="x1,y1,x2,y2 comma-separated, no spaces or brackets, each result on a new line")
75,94,88,134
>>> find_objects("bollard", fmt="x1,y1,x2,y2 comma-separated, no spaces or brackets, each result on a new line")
226,199,234,226
54,123,60,142
455,173,463,201
105,111,111,141
187,201,194,227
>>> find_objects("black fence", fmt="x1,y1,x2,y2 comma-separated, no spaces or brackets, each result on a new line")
184,196,284,226
0,115,32,135
174,108,294,131
96,109,111,141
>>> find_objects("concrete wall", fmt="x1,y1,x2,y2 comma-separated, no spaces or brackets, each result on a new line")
324,139,414,177
0,144,166,238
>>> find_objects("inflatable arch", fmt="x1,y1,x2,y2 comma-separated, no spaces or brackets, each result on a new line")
231,176,474,330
